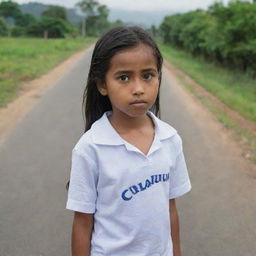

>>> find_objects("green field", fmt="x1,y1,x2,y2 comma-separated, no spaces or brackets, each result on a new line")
0,37,95,108
160,43,256,123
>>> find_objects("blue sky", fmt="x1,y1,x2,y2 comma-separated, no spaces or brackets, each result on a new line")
14,0,232,12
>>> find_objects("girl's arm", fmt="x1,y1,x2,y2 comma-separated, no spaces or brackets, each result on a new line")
72,211,94,256
169,199,182,256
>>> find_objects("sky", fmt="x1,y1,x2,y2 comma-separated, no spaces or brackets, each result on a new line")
13,0,232,12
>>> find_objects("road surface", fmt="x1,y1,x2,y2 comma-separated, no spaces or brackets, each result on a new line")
0,46,255,256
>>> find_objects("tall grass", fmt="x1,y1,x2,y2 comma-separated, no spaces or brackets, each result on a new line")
0,37,95,108
160,43,256,123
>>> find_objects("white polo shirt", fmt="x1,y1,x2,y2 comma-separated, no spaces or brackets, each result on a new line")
66,110,191,256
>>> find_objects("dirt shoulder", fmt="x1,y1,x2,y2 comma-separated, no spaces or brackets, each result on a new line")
0,45,93,147
164,60,256,164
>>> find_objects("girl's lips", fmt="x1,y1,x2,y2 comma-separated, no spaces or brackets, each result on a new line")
130,100,147,104
130,102,147,107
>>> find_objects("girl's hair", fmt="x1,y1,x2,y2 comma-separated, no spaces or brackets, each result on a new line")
83,25,163,132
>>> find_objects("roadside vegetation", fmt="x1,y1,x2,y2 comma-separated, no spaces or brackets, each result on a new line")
159,1,256,77
0,37,95,108
158,1,256,162
0,0,123,38
158,1,256,122
0,0,120,108
160,44,256,123
160,43,256,162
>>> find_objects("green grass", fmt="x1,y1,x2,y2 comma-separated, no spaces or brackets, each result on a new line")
160,43,256,162
202,97,256,163
0,37,96,108
159,43,256,123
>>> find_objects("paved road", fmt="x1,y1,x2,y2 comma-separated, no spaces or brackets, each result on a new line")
0,47,255,256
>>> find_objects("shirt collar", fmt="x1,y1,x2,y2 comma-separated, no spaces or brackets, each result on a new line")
91,110,177,146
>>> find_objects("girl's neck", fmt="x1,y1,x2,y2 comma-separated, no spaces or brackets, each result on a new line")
108,110,153,134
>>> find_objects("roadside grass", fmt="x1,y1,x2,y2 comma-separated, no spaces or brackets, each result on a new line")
159,43,256,123
160,43,256,163
0,37,96,108
202,97,256,163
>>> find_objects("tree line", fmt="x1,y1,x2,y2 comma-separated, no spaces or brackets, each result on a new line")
0,0,123,38
160,1,256,76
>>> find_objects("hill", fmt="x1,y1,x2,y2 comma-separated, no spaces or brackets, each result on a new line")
109,8,176,27
19,2,176,27
19,2,83,25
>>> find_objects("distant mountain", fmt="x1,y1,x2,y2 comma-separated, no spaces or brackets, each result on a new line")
20,2,48,20
108,8,176,27
19,2,83,25
18,2,176,27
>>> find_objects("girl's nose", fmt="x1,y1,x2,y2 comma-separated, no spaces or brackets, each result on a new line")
132,78,144,95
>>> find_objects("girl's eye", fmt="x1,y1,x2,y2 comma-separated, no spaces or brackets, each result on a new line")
144,73,153,80
118,75,129,82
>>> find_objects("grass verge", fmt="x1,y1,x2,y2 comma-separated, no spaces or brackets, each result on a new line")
160,43,256,123
0,37,96,108
160,43,256,163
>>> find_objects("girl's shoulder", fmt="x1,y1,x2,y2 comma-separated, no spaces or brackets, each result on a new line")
72,129,95,157
72,112,108,156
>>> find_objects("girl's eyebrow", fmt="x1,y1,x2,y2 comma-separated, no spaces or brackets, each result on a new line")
114,70,132,76
114,68,157,76
142,68,158,73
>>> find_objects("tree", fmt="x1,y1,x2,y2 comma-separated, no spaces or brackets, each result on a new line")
27,16,73,38
0,16,8,36
75,0,99,36
0,0,21,19
97,4,108,18
159,0,256,75
0,1,36,36
76,0,99,16
109,19,123,28
83,4,110,36
150,25,157,38
41,6,67,21
15,13,36,27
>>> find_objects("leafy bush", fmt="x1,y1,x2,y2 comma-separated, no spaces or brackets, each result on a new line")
0,1,79,38
160,1,256,76
27,17,73,38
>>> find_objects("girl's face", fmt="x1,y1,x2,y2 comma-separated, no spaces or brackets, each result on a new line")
97,43,160,119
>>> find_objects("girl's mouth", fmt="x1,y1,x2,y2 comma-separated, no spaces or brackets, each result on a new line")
131,103,147,107
130,100,147,107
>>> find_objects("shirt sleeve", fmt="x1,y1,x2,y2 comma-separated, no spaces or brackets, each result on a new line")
169,134,192,199
66,148,98,213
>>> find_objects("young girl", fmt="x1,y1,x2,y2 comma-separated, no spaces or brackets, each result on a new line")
66,26,192,256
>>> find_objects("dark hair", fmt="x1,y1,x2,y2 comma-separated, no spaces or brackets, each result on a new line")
83,25,163,132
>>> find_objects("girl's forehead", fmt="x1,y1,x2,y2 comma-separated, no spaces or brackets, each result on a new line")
108,44,157,70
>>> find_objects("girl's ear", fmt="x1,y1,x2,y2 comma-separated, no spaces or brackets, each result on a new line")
96,80,108,96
